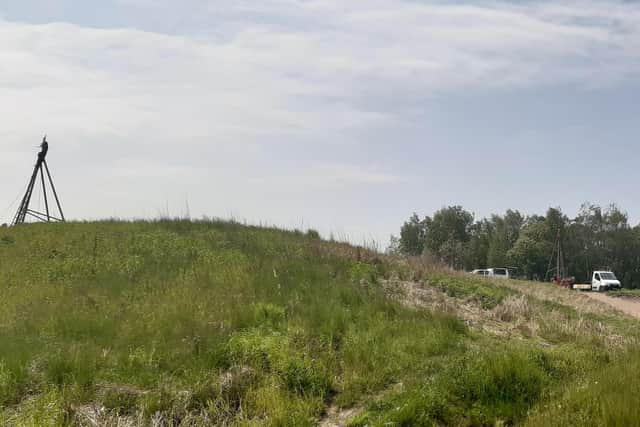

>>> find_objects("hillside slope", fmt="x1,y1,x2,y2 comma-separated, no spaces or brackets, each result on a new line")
0,221,638,426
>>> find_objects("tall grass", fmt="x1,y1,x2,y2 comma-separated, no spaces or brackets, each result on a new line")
0,220,638,426
0,221,464,425
524,349,640,427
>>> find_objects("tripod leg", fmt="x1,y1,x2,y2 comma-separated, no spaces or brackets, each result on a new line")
43,161,65,221
12,162,40,225
40,165,50,221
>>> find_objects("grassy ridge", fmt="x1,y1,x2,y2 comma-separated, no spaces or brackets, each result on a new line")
0,220,638,426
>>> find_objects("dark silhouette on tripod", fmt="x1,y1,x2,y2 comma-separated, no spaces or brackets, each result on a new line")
12,136,65,225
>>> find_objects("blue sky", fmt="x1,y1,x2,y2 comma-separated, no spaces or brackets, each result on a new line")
1,1,639,246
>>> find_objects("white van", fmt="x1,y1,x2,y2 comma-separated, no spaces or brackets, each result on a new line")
471,268,511,279
486,268,511,279
471,269,490,276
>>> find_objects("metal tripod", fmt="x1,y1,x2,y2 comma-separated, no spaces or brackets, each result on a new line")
11,137,65,225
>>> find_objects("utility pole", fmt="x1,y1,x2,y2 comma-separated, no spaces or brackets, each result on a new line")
12,136,65,225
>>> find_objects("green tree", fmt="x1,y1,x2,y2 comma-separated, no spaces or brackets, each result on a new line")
424,206,474,268
464,219,493,270
399,213,427,256
507,217,551,280
486,210,524,267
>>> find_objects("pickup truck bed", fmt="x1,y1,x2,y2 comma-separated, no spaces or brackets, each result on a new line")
573,284,592,291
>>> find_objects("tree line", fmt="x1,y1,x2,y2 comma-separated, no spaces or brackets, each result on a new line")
390,204,640,288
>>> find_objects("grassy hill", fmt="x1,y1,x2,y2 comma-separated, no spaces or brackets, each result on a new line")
0,220,638,426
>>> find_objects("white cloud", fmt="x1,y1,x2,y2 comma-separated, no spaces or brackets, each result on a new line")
2,1,639,144
1,0,640,240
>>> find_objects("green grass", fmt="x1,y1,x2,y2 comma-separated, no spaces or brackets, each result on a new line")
609,288,640,299
524,350,640,427
428,273,516,309
0,220,639,426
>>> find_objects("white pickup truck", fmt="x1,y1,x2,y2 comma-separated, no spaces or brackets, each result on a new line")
573,271,621,291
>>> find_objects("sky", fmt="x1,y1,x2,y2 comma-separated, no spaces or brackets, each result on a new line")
1,0,640,247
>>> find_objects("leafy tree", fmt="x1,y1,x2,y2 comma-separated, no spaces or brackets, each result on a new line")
464,219,493,270
482,210,524,268
545,207,568,240
507,217,551,280
424,206,474,268
399,213,426,256
424,206,473,250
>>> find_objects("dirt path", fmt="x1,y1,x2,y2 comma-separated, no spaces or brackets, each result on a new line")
585,292,640,319
319,406,362,427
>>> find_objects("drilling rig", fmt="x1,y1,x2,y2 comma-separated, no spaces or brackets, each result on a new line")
546,229,575,288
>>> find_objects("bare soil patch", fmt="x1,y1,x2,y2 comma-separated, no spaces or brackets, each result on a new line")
585,291,640,319
319,406,363,427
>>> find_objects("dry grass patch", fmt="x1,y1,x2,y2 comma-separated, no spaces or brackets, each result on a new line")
381,278,524,337
501,280,618,318
381,276,635,349
493,294,532,322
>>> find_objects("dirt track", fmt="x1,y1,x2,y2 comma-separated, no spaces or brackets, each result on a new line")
585,292,640,319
